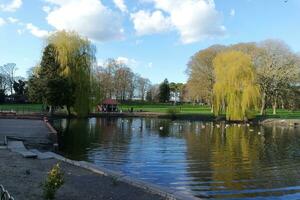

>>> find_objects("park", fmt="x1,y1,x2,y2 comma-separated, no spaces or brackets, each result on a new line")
1,1,300,200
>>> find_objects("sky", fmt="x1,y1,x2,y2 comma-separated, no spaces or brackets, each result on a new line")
0,0,299,84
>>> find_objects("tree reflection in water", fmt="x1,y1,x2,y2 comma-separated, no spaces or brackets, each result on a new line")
52,118,300,199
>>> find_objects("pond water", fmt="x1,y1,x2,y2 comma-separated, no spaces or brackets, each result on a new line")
52,117,300,199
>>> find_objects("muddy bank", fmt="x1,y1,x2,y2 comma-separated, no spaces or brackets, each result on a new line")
0,149,166,200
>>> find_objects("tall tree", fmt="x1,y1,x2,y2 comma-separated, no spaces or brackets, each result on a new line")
0,63,17,95
13,79,26,102
137,76,151,101
39,44,76,115
186,45,225,110
159,79,170,103
48,31,96,117
257,40,300,114
213,51,260,121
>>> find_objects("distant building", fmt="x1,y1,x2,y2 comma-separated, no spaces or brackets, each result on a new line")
98,98,119,112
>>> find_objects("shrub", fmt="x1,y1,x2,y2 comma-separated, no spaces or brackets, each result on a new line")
43,163,64,200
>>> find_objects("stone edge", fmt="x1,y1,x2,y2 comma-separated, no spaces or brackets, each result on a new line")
41,119,206,200
45,151,204,200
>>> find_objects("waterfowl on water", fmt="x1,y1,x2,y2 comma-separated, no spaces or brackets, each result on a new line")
159,127,164,130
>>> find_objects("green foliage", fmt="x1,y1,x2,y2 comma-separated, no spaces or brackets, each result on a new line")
48,31,95,117
159,79,170,103
43,163,64,200
27,73,44,103
13,79,27,102
213,51,260,121
0,89,5,103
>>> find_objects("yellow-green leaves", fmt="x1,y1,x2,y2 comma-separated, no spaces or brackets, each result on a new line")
213,51,260,121
47,31,95,117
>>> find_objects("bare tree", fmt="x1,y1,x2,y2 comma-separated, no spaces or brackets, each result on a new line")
257,40,300,114
136,76,151,101
0,63,18,95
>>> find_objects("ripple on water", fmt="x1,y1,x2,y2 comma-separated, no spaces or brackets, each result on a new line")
54,118,300,199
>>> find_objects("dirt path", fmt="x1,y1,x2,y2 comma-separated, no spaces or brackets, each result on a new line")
0,149,165,200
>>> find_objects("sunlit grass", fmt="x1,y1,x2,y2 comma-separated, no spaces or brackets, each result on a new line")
0,104,43,113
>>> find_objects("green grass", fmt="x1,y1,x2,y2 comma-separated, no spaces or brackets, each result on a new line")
119,103,213,115
120,102,300,119
263,109,300,119
0,104,44,114
0,102,299,119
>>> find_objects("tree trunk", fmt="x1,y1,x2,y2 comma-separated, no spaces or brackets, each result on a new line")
67,106,71,117
49,106,54,116
272,100,277,115
260,92,266,115
281,98,285,109
211,104,214,113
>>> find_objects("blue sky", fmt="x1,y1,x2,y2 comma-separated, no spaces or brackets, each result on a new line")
0,0,299,84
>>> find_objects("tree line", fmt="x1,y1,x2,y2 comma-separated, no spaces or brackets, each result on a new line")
27,31,153,116
186,40,300,120
0,63,27,103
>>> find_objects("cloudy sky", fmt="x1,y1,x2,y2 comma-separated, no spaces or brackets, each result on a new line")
0,0,299,83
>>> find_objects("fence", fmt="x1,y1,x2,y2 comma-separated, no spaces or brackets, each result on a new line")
0,185,14,200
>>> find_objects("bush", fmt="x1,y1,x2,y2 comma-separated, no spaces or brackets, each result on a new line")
43,163,64,200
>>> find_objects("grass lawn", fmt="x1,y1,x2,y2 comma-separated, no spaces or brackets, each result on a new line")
0,102,299,119
0,104,44,113
120,102,300,119
119,103,213,115
263,109,300,119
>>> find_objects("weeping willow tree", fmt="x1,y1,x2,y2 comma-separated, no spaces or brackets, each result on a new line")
213,51,260,121
48,31,96,117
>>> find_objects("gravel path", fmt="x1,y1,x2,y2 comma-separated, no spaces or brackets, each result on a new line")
0,149,165,200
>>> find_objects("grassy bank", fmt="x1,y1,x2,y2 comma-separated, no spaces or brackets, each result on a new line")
119,102,300,119
0,104,43,114
1,103,300,119
119,103,213,115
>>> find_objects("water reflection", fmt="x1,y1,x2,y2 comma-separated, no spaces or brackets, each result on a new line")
52,118,300,199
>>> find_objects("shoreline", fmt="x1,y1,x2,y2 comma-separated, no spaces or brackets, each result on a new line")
0,118,203,200
1,112,300,125
1,115,299,199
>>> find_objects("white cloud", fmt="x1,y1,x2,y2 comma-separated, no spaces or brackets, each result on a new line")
0,18,6,26
230,9,235,17
131,10,173,35
44,0,124,42
0,0,22,12
113,0,127,13
116,57,138,68
17,29,24,35
7,17,18,23
133,0,225,44
42,6,51,13
26,23,50,38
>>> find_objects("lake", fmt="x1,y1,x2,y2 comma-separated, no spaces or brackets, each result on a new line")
52,117,300,199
